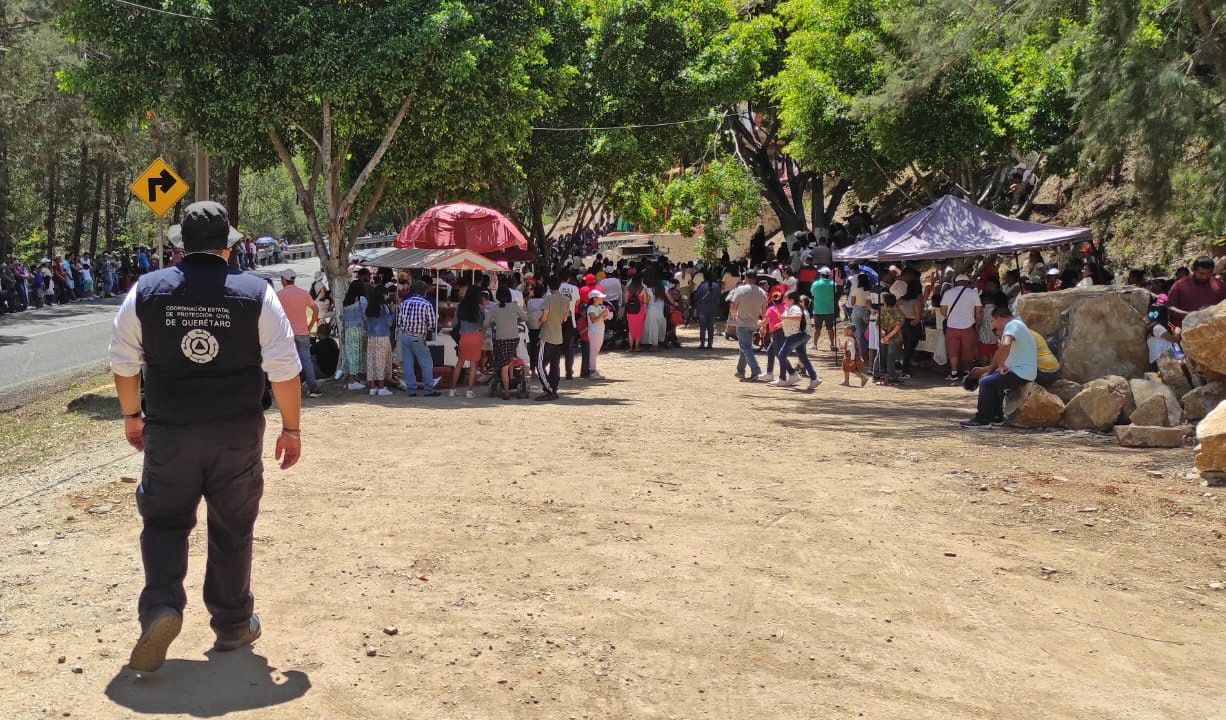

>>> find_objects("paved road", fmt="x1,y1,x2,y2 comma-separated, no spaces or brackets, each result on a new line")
0,257,321,410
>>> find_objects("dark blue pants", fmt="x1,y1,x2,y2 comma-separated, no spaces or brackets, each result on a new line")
562,320,576,378
136,416,264,634
976,371,1029,420
766,329,786,376
696,312,714,347
778,333,818,379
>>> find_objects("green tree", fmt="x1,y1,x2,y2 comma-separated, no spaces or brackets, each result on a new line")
515,0,770,261
772,0,1078,216
660,157,764,264
63,0,552,302
1075,0,1226,231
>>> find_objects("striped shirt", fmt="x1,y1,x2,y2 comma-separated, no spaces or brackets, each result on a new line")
397,295,437,337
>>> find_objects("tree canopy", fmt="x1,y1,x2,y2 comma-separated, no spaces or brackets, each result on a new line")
2,0,1225,268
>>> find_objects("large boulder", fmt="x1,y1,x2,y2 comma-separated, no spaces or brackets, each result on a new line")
1062,385,1124,431
1015,287,1151,383
1182,300,1226,375
1115,425,1186,448
1182,382,1226,422
1129,378,1184,426
1087,375,1135,424
1004,383,1065,428
1156,353,1193,399
1049,379,1084,404
1129,394,1169,427
1195,401,1226,472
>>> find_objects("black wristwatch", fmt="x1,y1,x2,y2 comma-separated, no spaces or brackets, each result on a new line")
125,411,143,418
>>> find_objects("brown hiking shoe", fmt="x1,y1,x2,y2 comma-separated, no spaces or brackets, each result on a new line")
213,613,261,651
128,607,183,672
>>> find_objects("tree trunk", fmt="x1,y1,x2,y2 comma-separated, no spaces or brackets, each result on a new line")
526,187,550,266
70,144,90,255
0,129,9,259
88,162,104,256
226,161,241,227
1188,0,1226,98
823,178,851,228
269,94,411,367
727,110,808,238
104,173,115,251
44,161,58,258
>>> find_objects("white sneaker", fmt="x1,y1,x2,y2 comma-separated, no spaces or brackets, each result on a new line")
346,381,366,391
448,389,456,397
333,369,344,380
369,388,377,396
783,374,801,387
767,378,786,387
807,377,823,391
590,371,604,380
376,388,393,396
465,390,474,399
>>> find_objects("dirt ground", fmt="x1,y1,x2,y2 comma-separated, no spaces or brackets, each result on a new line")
1,329,1224,720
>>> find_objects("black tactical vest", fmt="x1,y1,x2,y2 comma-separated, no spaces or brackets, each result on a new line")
135,253,267,425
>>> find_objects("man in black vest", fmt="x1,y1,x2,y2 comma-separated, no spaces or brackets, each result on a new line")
108,201,304,673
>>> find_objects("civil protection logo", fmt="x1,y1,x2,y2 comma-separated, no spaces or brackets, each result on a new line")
180,328,220,364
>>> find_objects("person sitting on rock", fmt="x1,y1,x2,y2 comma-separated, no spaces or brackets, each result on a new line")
1146,299,1183,369
1029,329,1061,386
960,306,1038,429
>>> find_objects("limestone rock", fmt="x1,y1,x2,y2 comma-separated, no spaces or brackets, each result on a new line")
1049,379,1083,404
1114,425,1186,448
1004,383,1065,428
1129,395,1169,427
1129,378,1184,426
1195,401,1226,472
1156,352,1193,399
1182,300,1226,375
1181,382,1226,422
1015,287,1151,383
1086,375,1135,424
1062,385,1124,431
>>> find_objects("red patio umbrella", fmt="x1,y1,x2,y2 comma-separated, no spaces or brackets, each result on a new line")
483,245,537,264
394,203,529,254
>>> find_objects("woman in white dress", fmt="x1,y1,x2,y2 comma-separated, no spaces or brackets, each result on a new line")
642,270,667,349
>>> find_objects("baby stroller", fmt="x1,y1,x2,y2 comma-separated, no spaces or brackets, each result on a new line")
604,312,629,350
490,322,531,399
489,359,530,399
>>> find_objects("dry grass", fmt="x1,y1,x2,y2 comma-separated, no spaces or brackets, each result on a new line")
0,373,120,477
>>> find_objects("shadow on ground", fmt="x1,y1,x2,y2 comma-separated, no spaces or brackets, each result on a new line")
105,648,310,717
65,392,124,420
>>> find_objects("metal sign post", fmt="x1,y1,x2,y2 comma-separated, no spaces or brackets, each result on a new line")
132,158,189,267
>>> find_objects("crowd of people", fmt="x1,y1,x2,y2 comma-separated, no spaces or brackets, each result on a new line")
0,237,283,315
260,221,1226,418
309,255,692,402
0,247,179,312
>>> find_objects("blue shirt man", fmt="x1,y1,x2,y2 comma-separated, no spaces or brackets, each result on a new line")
1000,317,1038,381
961,308,1038,428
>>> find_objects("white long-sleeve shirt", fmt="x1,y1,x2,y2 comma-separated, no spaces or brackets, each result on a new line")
109,282,302,382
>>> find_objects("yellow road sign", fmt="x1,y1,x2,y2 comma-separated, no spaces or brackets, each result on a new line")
131,158,189,217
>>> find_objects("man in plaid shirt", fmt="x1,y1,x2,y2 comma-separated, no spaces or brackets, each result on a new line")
397,280,441,397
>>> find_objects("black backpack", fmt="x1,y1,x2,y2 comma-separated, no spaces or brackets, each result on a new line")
624,292,642,314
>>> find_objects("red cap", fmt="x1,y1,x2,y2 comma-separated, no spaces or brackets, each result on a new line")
583,273,597,284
